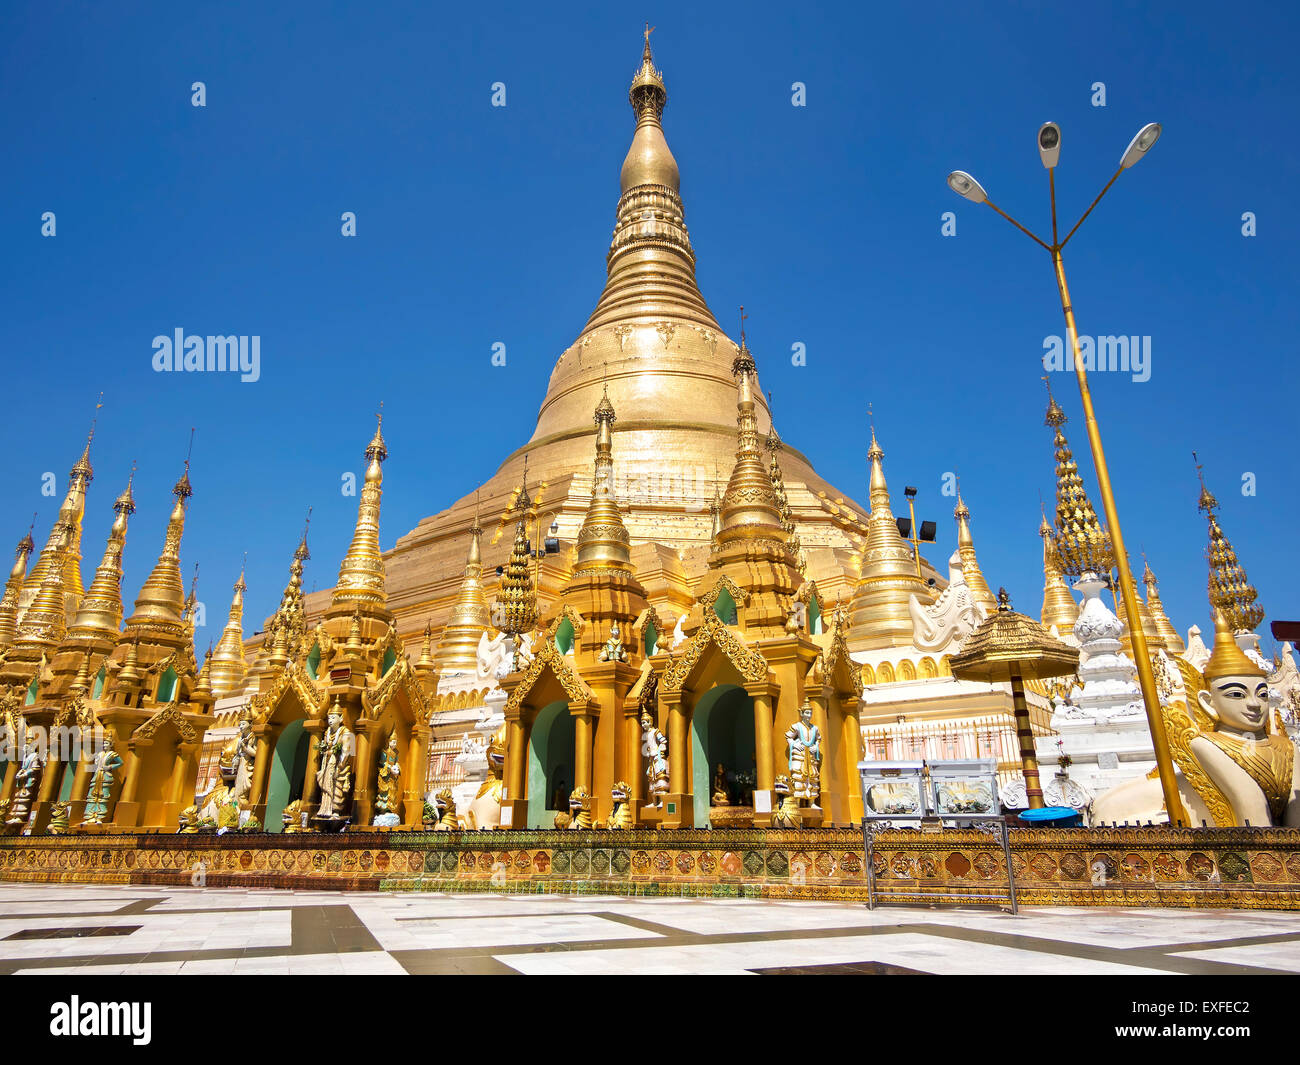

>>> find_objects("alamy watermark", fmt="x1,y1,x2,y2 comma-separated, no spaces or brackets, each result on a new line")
1043,330,1151,383
152,329,261,383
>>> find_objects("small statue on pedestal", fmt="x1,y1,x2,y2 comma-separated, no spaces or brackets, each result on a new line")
6,742,44,826
314,702,355,826
641,711,669,807
785,703,822,806
80,736,123,827
711,763,730,807
599,622,629,663
373,734,402,826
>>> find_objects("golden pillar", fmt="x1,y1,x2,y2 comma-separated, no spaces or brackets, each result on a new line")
751,689,774,792
248,730,273,813
1009,675,1044,810
574,706,593,794
300,720,323,811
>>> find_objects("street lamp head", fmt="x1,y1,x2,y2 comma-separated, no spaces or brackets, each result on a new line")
1120,122,1161,169
947,170,987,204
1038,122,1061,169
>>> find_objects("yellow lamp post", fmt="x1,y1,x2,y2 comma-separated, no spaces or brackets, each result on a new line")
946,121,1188,826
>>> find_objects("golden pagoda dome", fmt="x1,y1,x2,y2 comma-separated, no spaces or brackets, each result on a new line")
1038,509,1079,635
0,522,36,650
65,470,135,647
434,514,491,673
1142,556,1185,654
209,563,249,698
123,463,193,637
331,410,389,616
847,425,933,650
953,493,997,614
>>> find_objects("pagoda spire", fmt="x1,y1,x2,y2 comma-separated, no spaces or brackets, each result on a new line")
332,408,389,613
208,558,248,698
435,504,492,673
583,28,717,332
848,416,933,648
1196,453,1263,635
497,462,539,664
573,380,634,576
1142,555,1185,654
65,469,135,647
0,520,36,650
953,491,997,614
18,409,99,623
714,322,787,553
766,395,806,575
1038,508,1079,634
13,520,73,657
124,455,193,636
1044,379,1112,578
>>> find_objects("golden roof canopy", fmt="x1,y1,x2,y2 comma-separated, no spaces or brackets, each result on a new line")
64,471,135,647
954,493,996,613
1044,381,1113,578
331,412,389,615
209,564,248,698
949,588,1080,684
123,465,192,637
435,517,492,672
1038,508,1079,634
1142,557,1185,654
1196,458,1263,634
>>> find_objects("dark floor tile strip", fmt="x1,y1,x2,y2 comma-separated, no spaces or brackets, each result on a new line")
389,950,521,975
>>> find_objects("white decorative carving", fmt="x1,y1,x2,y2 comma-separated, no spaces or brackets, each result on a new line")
908,550,986,654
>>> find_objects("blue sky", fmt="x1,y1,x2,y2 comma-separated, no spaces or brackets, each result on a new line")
0,1,1295,654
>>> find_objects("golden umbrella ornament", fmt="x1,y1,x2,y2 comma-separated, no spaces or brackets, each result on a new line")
949,588,1079,810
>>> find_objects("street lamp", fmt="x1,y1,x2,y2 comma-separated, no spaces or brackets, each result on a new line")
946,121,1188,825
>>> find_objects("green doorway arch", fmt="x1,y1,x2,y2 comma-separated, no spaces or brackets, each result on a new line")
265,719,310,833
526,700,574,828
690,684,755,826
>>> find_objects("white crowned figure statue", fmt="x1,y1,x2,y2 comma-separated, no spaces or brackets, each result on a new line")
785,703,822,805
315,700,355,821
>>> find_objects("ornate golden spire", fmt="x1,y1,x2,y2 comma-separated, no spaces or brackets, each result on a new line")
436,505,492,672
1044,379,1112,577
0,521,36,650
124,459,193,636
14,520,73,655
497,463,539,646
584,28,717,333
953,491,996,613
332,409,388,612
766,398,806,575
574,381,635,577
18,415,98,623
1038,508,1079,633
208,558,248,698
715,322,787,553
1196,454,1263,634
65,469,135,647
1142,555,1185,654
848,419,933,648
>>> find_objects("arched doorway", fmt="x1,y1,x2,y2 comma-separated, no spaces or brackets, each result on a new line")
526,700,574,828
690,684,755,826
265,719,310,833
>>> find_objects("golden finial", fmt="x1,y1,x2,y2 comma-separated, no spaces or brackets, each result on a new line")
732,306,756,378
1196,457,1263,634
174,429,196,499
295,506,313,562
1193,450,1218,514
366,401,387,463
115,462,137,515
1043,377,1111,577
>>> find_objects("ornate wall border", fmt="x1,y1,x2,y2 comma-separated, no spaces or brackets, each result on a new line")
0,827,1297,910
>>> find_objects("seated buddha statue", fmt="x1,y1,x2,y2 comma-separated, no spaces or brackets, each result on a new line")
1093,609,1299,827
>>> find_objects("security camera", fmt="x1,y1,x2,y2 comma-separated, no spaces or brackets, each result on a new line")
1038,122,1061,169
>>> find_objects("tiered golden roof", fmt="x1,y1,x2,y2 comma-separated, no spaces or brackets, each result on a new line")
0,523,35,650
953,493,996,613
497,465,539,641
435,509,491,672
1197,460,1263,634
18,427,95,624
713,332,789,558
1142,556,1185,654
64,472,135,647
123,465,192,637
1037,509,1079,633
847,425,933,649
573,383,634,577
13,520,73,657
950,588,1080,684
208,562,248,698
331,412,388,614
1044,381,1112,578
766,414,806,575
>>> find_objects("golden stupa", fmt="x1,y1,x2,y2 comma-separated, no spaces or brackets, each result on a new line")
310,31,883,637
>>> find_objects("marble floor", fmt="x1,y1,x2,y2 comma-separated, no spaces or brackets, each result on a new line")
1,884,1298,974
